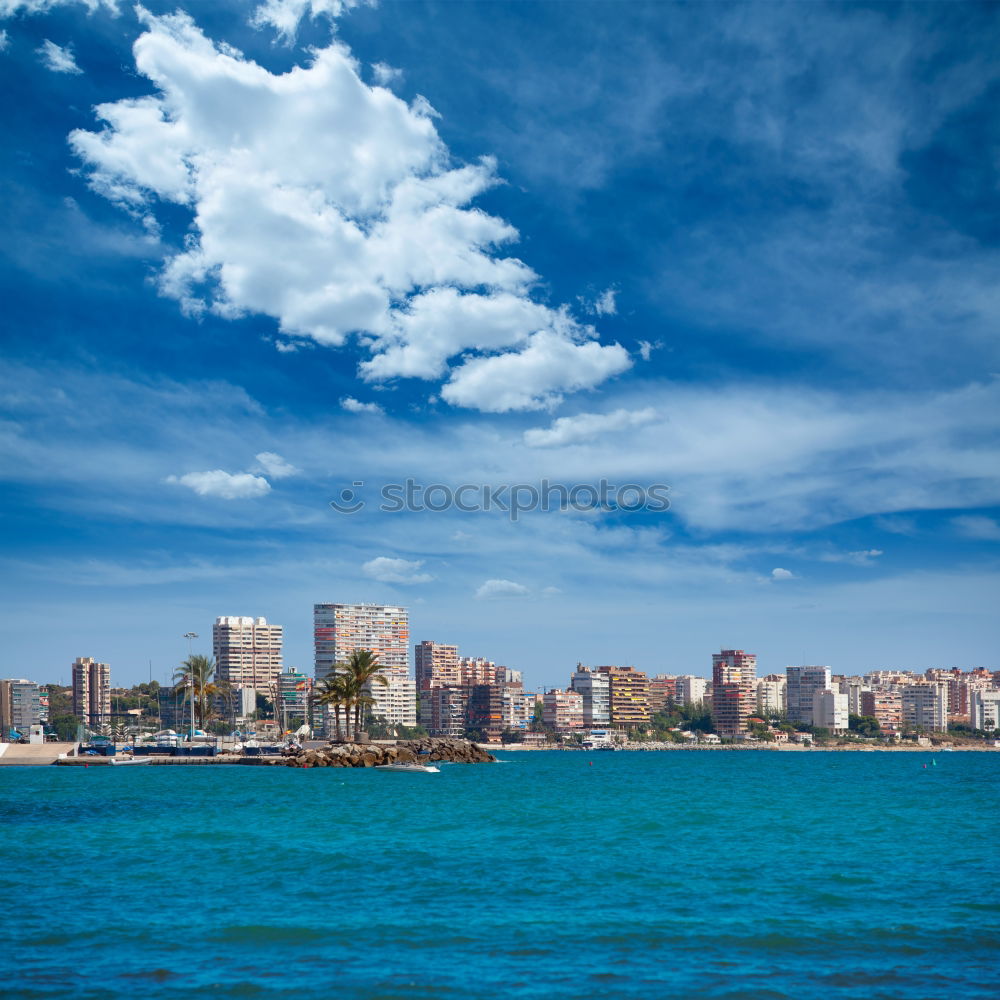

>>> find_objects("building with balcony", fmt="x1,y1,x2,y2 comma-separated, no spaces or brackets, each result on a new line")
0,679,41,734
213,616,284,691
420,685,468,737
543,688,584,730
597,666,650,728
71,657,110,727
415,641,461,690
676,675,710,705
313,603,413,734
757,674,786,714
712,650,756,737
969,689,1000,732
786,666,832,727
813,688,848,732
901,682,948,732
570,665,610,726
860,687,902,734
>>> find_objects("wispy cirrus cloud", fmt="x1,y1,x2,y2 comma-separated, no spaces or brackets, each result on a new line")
253,451,299,479
951,515,1000,541
524,407,657,448
362,556,433,585
249,0,368,43
475,578,530,599
36,38,81,73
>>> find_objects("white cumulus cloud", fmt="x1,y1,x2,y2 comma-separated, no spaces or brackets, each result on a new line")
166,469,271,499
68,9,628,412
442,329,631,412
524,406,658,447
1,0,118,16
37,38,81,73
475,578,530,599
362,556,433,584
341,396,384,414
771,567,796,580
253,451,299,479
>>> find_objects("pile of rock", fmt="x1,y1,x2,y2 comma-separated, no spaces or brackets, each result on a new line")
397,736,496,763
285,737,495,768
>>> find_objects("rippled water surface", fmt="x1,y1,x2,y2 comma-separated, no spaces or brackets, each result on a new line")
2,751,997,999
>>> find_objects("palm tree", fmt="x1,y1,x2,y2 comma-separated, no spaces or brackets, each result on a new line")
172,654,217,728
315,671,350,741
344,649,388,739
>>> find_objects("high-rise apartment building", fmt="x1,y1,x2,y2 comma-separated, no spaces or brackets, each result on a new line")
676,675,709,705
414,641,461,689
420,686,468,737
275,666,312,726
570,666,611,726
314,603,409,678
466,684,504,740
71,657,111,726
901,682,948,732
970,689,1000,731
860,687,902,734
459,656,497,686
757,674,787,714
786,666,832,727
597,666,650,728
813,688,849,732
313,603,414,732
543,688,584,730
0,679,41,733
213,616,284,690
648,675,678,713
502,688,536,733
712,649,757,737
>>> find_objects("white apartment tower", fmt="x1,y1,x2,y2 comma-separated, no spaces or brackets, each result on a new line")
213,616,284,690
813,688,849,732
570,666,611,726
970,689,1000,732
786,666,832,727
313,603,415,731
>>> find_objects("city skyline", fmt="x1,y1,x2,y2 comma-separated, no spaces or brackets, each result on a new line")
2,2,999,686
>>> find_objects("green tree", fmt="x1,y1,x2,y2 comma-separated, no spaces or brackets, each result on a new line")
848,714,880,738
49,714,81,741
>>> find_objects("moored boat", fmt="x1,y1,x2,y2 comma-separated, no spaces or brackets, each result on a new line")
373,762,441,773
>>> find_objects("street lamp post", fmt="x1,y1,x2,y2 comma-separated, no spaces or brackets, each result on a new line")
183,632,198,743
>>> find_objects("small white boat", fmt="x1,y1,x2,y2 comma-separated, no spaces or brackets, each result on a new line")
374,762,440,773
56,754,151,766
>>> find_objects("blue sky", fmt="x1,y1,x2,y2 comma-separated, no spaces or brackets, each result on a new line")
1,0,998,689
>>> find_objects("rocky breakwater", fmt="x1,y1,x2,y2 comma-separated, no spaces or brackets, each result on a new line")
286,737,496,768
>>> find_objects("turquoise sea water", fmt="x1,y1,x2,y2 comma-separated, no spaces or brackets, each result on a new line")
2,750,998,999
